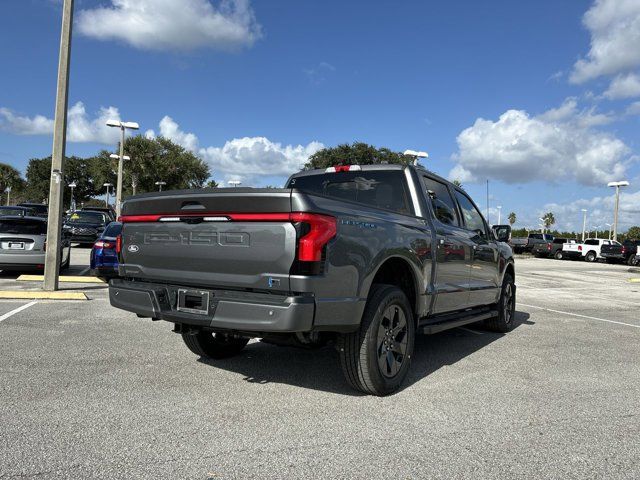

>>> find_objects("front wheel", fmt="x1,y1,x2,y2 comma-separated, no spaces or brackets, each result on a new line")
182,330,249,359
483,273,516,333
554,250,564,260
585,251,597,262
338,284,415,396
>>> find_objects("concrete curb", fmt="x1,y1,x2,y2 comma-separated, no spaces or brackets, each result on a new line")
17,275,105,284
0,291,88,300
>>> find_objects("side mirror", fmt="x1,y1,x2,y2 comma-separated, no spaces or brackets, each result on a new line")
492,225,511,243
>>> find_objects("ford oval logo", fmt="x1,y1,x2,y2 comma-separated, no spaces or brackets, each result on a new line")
127,244,140,253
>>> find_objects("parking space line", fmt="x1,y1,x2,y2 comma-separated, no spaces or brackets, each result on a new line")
0,301,37,324
78,267,90,276
518,302,640,330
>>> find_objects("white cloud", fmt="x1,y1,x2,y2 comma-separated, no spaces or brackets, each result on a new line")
604,73,640,100
0,102,121,144
541,189,640,232
570,0,640,83
626,101,640,116
200,137,324,177
304,62,336,85
0,108,54,135
449,99,631,186
77,0,261,52
157,116,199,151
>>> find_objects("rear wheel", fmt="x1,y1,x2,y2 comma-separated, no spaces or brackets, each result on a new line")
483,273,515,333
338,284,415,396
554,250,564,260
585,251,597,262
627,255,636,266
182,330,249,359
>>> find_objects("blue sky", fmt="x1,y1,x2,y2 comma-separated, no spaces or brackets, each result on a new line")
1,0,640,232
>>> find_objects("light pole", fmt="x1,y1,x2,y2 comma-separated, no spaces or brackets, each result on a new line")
403,149,429,166
103,183,113,207
43,0,74,292
539,218,545,234
228,180,242,188
106,120,139,217
581,209,587,242
497,205,502,225
155,181,166,192
4,187,11,206
592,225,601,239
68,182,76,211
607,180,629,242
605,223,612,240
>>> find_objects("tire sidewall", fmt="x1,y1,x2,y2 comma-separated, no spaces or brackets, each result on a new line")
585,251,596,262
363,288,415,395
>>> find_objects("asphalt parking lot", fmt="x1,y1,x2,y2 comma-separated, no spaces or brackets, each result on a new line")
1,252,639,479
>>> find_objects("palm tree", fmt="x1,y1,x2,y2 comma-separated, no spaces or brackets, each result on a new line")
452,179,463,188
0,163,24,205
542,212,556,229
508,212,516,226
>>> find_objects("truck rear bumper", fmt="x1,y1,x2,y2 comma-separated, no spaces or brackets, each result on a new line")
109,279,318,333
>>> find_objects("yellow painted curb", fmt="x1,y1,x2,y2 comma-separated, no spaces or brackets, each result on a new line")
629,278,640,283
17,275,105,284
0,291,87,300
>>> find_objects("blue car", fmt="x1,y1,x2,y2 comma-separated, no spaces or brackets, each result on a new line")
90,221,122,278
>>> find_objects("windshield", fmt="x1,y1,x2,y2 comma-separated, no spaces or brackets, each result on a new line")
65,211,107,224
103,222,122,237
0,208,27,216
0,219,47,235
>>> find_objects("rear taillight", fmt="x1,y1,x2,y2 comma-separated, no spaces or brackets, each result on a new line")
621,246,627,254
578,245,582,251
325,165,361,173
115,235,122,254
547,243,552,250
95,240,114,249
291,213,337,262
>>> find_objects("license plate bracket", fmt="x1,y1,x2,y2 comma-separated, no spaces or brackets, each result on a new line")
177,289,210,315
8,242,25,250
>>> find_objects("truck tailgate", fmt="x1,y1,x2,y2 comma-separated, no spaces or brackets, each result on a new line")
119,189,297,291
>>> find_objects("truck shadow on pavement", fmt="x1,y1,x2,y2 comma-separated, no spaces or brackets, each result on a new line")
198,311,533,396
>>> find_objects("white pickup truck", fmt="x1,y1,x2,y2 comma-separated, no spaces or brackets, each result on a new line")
562,238,621,262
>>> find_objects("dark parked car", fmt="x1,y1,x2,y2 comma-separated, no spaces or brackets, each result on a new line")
17,203,48,218
81,206,116,222
109,164,515,396
0,206,35,217
0,216,70,271
64,211,110,245
90,221,122,278
532,237,572,259
600,239,640,265
510,233,554,254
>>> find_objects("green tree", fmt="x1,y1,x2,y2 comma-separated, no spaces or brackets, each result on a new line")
25,156,100,206
305,142,412,169
626,226,640,240
508,211,516,226
542,212,556,229
204,180,219,188
452,179,463,188
0,163,26,204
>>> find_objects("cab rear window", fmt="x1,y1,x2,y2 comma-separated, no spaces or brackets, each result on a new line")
288,171,411,215
0,219,47,235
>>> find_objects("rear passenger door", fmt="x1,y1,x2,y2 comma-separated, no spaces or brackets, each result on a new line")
422,176,472,313
452,190,500,307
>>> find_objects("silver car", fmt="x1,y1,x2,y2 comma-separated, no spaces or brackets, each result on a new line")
0,216,71,272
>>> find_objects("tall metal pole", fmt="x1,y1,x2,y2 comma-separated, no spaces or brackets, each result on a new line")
613,185,620,242
116,127,125,218
581,209,587,242
43,0,74,292
486,179,489,224
5,187,10,206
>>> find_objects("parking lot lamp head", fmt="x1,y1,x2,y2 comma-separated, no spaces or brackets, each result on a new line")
228,180,242,188
403,149,428,166
607,180,629,242
155,181,166,192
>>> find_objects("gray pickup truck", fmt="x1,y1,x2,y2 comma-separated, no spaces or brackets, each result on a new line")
110,164,515,395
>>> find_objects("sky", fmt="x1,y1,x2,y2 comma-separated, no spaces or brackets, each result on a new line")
1,0,640,232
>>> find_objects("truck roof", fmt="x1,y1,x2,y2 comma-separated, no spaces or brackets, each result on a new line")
289,164,453,187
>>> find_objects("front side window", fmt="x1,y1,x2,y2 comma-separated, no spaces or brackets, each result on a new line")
454,190,486,235
422,177,459,226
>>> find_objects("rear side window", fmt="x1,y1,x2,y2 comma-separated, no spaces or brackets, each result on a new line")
453,191,487,235
289,171,411,215
553,238,568,244
0,219,46,235
422,177,459,226
530,234,543,240
585,239,598,245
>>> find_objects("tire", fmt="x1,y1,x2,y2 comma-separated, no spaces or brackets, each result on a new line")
554,250,564,260
585,251,597,262
483,273,516,333
627,255,636,266
338,284,415,396
182,330,249,359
